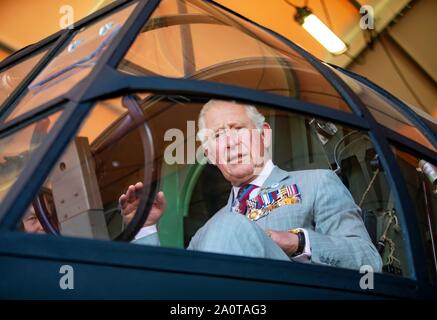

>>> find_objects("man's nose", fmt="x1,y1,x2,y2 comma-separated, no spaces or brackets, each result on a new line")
225,129,239,147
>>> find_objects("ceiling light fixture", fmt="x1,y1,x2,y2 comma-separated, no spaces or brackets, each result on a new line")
285,0,348,55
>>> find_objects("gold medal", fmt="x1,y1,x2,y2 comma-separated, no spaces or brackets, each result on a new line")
248,209,262,221
285,196,292,205
291,195,302,204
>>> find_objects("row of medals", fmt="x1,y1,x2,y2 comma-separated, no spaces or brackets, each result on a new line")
247,193,301,221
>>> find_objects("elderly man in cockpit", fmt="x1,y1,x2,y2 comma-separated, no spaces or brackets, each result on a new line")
119,99,382,271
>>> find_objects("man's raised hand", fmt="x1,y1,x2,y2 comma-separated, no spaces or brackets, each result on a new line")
119,182,166,227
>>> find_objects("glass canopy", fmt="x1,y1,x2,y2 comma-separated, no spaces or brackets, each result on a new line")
0,0,436,284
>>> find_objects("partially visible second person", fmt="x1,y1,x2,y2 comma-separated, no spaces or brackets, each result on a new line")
21,206,45,234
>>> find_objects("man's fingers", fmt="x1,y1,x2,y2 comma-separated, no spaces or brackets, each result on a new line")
155,191,166,210
119,194,127,208
156,191,164,202
266,229,279,242
271,232,279,242
134,182,144,197
134,183,143,199
121,182,143,204
126,185,137,202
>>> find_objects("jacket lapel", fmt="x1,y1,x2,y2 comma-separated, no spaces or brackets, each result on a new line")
260,166,290,193
226,191,234,211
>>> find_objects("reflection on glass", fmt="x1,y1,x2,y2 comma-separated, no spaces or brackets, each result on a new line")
5,3,137,122
24,93,411,277
118,0,351,113
0,49,48,107
24,95,159,240
0,111,62,202
330,67,436,152
393,147,437,282
20,187,60,234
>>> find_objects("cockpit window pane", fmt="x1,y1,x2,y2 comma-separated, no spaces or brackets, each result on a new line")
392,146,437,283
0,110,62,202
4,3,138,122
118,0,351,113
0,49,49,108
330,67,436,153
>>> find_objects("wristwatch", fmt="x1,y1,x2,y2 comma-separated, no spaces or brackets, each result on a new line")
288,228,305,257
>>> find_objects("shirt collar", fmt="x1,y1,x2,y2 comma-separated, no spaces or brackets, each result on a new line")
232,160,274,200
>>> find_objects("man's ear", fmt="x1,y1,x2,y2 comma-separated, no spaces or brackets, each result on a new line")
203,146,218,166
204,147,215,163
262,122,272,149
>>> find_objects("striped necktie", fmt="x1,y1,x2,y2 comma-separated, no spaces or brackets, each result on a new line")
236,184,258,215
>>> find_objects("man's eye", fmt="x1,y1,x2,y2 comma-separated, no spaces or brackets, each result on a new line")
215,130,225,138
236,127,248,134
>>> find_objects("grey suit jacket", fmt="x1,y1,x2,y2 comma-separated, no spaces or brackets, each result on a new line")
134,166,383,272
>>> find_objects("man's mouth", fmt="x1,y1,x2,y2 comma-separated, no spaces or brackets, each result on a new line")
228,153,249,164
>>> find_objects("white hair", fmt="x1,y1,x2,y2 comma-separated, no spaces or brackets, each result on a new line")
197,99,265,150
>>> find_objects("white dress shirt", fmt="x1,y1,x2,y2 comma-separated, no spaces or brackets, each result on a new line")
134,160,311,262
134,224,158,240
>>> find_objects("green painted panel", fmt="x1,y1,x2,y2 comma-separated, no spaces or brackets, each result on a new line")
158,163,204,248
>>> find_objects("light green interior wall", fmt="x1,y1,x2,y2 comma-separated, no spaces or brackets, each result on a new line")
158,162,204,248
